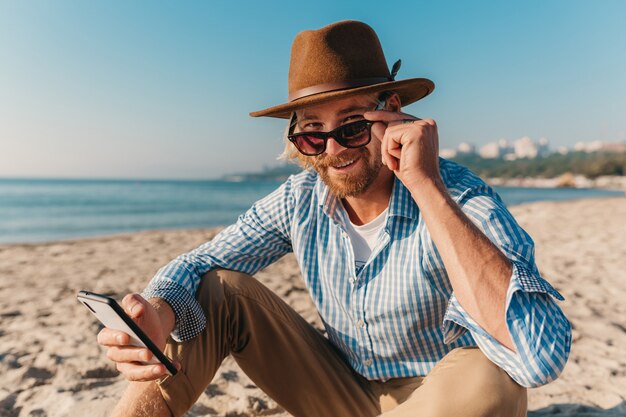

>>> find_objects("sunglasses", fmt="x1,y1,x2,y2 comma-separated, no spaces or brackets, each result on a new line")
287,119,374,156
287,98,386,156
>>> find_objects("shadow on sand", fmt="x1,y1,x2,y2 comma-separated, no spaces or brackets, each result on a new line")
529,402,625,416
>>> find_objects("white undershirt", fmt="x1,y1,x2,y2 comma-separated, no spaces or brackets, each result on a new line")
342,206,388,274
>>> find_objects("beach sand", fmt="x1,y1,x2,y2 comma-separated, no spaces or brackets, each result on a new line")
0,197,624,416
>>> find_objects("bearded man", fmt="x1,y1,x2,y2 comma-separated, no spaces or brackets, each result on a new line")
98,20,571,417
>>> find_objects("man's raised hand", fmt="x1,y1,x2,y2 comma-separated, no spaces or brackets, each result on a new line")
364,109,442,192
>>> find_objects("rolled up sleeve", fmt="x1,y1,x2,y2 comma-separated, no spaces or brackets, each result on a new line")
142,176,296,341
142,278,207,342
441,181,572,387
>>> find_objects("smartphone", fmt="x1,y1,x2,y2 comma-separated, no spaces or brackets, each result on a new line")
77,290,177,376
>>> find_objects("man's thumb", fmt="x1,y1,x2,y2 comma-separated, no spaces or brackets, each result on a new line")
122,293,146,319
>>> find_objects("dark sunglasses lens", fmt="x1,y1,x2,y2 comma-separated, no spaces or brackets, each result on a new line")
293,135,325,155
337,121,371,147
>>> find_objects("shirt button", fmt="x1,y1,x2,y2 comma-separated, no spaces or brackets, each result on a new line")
356,319,365,328
349,277,356,284
364,358,373,367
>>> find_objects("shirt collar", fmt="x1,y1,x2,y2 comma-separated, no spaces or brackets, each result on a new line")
316,177,339,221
316,175,419,223
388,176,419,220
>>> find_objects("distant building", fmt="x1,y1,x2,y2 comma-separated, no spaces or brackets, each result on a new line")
457,142,476,155
440,148,457,159
445,138,623,161
574,140,626,153
602,141,626,153
575,140,603,152
479,138,512,159
479,142,501,159
537,137,550,156
513,136,539,159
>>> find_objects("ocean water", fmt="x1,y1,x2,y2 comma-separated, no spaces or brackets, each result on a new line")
0,177,622,244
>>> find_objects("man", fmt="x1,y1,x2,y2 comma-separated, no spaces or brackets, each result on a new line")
98,20,571,417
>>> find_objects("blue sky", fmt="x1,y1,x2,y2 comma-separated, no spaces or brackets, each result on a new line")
1,1,624,179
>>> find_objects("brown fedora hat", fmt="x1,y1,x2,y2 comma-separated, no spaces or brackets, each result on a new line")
250,20,434,119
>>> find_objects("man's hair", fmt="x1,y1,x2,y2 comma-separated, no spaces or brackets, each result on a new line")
277,91,393,169
278,122,312,169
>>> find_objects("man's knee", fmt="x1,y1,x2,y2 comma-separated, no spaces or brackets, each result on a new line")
467,365,526,417
199,268,254,295
198,268,283,317
421,348,526,417
449,350,526,417
195,269,256,312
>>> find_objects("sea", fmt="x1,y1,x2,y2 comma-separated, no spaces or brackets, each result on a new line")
0,177,622,244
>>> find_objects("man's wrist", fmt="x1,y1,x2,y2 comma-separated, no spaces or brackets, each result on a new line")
406,175,447,205
148,297,176,335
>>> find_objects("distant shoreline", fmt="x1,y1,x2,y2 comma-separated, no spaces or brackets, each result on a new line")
222,172,626,192
486,175,626,191
1,173,623,192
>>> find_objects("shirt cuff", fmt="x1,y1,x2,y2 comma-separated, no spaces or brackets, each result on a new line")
141,279,207,342
441,261,565,344
442,296,477,344
507,261,564,301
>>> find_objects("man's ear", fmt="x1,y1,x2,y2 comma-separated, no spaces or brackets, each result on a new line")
388,92,402,112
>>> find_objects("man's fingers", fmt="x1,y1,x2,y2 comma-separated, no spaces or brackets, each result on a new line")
364,110,414,122
383,119,431,155
387,143,402,161
383,125,404,161
122,293,145,319
116,362,167,382
371,119,387,142
380,135,389,167
106,346,153,363
381,134,399,171
386,131,403,160
97,328,129,346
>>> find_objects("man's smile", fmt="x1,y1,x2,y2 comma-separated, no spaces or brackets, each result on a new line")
330,157,359,172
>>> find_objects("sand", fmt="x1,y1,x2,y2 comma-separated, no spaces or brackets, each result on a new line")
0,197,624,417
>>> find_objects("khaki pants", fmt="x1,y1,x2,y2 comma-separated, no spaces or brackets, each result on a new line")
157,269,527,417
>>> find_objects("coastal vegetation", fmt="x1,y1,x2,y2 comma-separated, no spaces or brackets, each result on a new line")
451,151,625,179
224,151,626,182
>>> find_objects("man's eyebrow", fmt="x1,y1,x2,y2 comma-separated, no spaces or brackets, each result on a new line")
298,113,318,122
336,105,371,116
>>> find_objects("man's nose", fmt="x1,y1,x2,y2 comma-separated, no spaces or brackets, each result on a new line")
324,137,344,155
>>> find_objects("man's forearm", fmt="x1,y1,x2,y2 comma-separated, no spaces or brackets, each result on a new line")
408,178,515,351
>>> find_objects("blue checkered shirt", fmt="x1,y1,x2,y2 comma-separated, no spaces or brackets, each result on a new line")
143,159,571,388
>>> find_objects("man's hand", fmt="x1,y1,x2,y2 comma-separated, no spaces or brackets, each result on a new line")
364,110,442,192
97,294,179,381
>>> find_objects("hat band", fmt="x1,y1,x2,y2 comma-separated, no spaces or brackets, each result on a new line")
288,76,391,102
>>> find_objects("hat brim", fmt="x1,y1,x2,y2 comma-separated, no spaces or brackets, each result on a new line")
249,78,435,119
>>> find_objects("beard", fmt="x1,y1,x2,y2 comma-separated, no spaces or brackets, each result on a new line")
311,146,383,198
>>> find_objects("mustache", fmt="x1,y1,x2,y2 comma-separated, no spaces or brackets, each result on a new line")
312,148,368,169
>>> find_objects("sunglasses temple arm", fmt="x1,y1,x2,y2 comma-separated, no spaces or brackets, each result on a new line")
288,112,298,135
